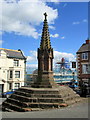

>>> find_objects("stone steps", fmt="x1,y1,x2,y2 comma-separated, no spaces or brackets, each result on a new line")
19,87,58,91
9,95,64,103
2,107,16,112
15,90,61,98
63,94,80,101
10,94,37,102
10,93,79,104
6,98,28,107
65,98,82,105
2,102,25,112
2,86,81,112
2,100,68,112
37,98,63,103
28,102,60,108
32,94,61,98
31,85,52,88
2,101,63,111
15,88,79,100
19,87,59,93
61,93,79,99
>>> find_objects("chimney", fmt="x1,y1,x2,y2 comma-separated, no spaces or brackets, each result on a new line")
86,39,90,44
18,49,21,51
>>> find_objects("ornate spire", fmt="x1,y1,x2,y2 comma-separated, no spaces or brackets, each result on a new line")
40,12,51,49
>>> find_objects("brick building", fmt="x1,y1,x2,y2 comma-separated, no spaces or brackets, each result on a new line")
76,39,90,95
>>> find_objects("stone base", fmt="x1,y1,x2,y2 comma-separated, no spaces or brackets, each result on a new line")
2,86,81,112
33,71,59,88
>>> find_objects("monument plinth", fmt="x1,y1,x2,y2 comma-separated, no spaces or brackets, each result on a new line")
2,13,81,112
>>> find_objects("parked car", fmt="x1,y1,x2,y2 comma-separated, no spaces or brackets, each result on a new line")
2,91,14,98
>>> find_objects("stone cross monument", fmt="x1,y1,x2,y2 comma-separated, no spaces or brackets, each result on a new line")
36,13,58,88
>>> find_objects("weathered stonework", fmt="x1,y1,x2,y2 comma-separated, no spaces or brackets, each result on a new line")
33,12,58,88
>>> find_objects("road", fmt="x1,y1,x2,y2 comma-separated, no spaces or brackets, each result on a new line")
0,98,89,119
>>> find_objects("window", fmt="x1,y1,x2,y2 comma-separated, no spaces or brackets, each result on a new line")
9,83,12,90
14,60,19,66
72,62,76,68
15,83,20,88
82,64,90,74
10,70,13,78
82,53,88,60
15,71,20,78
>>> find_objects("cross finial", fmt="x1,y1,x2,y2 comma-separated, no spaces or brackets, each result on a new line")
44,12,47,20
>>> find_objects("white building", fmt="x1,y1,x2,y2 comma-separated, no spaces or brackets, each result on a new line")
0,48,26,95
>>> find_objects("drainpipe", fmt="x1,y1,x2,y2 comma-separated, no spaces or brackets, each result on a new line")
7,70,9,92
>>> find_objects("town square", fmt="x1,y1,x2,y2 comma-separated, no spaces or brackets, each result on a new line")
0,0,89,119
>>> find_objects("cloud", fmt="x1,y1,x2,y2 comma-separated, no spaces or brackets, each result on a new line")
49,25,55,30
0,31,3,35
72,22,80,25
27,50,37,63
72,19,88,25
1,0,58,38
41,0,59,2
26,50,76,69
26,64,38,68
53,51,76,64
50,33,59,38
82,19,88,23
0,40,3,46
61,36,65,39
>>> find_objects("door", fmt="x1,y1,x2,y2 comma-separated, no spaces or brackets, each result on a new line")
0,84,4,96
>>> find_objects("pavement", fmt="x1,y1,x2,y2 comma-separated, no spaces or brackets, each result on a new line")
0,97,89,119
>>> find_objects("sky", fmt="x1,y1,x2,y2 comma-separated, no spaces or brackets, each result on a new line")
0,0,88,68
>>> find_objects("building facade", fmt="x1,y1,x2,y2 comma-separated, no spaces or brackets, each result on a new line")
0,48,26,95
76,39,90,95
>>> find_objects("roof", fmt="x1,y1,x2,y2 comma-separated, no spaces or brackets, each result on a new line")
0,48,26,59
77,43,90,53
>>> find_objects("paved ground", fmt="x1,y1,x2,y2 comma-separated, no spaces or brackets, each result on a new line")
0,98,89,119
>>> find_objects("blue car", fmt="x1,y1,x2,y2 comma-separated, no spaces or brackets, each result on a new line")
2,91,14,98
69,84,78,89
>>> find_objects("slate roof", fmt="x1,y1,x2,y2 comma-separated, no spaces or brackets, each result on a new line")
0,48,26,59
77,43,90,53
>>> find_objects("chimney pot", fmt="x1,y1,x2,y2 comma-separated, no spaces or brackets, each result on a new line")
86,40,90,44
